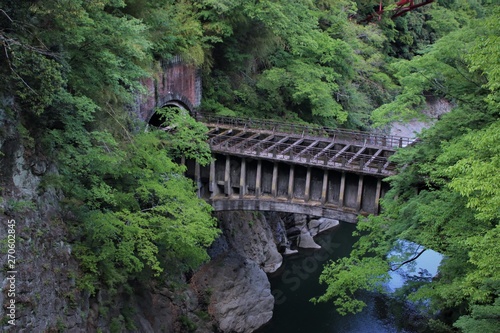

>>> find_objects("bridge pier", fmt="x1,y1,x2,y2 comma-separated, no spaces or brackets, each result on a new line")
255,160,262,198
271,162,278,197
304,167,311,202
338,172,346,207
195,162,201,198
239,158,246,198
356,175,364,211
209,160,218,197
321,171,328,204
288,165,295,201
375,178,382,210
224,155,232,196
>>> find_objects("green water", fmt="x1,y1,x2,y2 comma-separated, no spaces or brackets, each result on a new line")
256,222,416,333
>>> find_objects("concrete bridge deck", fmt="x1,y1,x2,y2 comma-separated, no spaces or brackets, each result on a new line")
201,114,407,177
138,58,410,222
182,114,409,222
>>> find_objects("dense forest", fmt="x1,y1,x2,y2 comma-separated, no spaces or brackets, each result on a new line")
0,0,498,332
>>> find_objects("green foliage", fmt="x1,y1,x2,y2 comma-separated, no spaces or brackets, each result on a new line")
311,256,390,314
441,121,500,222
152,108,212,165
1,0,219,296
371,14,491,127
179,314,197,332
9,47,65,115
454,297,500,333
199,0,389,128
465,6,500,108
316,5,500,331
53,127,218,292
2,1,497,330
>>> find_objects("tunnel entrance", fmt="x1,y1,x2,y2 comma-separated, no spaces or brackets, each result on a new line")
148,102,189,127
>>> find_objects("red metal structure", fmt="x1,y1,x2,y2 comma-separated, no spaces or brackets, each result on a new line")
360,0,435,23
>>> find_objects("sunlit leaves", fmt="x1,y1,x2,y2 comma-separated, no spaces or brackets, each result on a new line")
62,129,218,292
312,257,390,315
152,107,212,165
454,298,500,333
371,10,493,127
442,120,500,222
465,7,500,108
317,7,500,326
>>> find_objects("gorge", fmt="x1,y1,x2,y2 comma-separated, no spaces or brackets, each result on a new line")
1,1,498,332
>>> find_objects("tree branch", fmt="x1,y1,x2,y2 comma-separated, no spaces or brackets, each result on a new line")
390,247,427,271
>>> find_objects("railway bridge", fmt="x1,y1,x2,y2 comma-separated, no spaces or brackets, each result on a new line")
136,59,410,223
183,114,410,223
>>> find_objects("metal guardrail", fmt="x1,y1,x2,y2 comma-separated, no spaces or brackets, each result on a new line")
197,113,411,149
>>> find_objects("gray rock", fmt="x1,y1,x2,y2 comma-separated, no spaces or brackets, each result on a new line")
308,218,339,237
216,211,282,273
192,253,274,333
297,230,321,249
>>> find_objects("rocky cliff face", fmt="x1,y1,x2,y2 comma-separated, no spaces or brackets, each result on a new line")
0,106,88,332
190,212,279,333
190,211,340,333
0,106,189,332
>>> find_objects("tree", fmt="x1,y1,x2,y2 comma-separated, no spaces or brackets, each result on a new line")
314,5,500,331
51,110,218,294
1,0,219,295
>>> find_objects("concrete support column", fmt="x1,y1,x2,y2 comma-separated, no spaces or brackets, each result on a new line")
304,167,311,202
255,160,262,198
209,160,217,198
374,178,382,214
195,161,201,198
239,158,246,199
321,170,329,204
356,175,364,211
224,155,232,196
339,172,346,207
180,156,186,166
271,162,278,197
288,165,295,200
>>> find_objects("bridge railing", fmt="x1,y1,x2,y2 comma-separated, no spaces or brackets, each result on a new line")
209,135,395,174
198,113,411,148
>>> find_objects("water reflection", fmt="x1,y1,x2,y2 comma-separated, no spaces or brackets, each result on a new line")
257,222,440,333
387,241,442,292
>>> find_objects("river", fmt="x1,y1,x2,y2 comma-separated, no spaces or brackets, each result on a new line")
256,222,440,333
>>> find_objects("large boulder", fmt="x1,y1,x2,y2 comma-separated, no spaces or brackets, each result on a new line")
192,253,274,333
308,218,339,237
215,211,283,273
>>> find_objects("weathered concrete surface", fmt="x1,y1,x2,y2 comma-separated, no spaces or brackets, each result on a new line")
211,199,359,223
